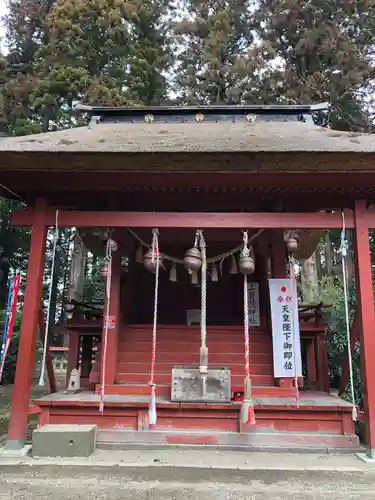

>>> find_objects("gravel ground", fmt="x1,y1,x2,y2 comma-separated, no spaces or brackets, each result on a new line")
0,465,375,499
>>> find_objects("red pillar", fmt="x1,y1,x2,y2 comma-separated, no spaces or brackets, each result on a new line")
354,200,375,458
100,249,121,386
7,200,47,450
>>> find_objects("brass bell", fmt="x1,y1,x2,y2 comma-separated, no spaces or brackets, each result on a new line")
108,238,118,252
286,233,300,253
239,255,255,275
143,248,162,273
100,261,109,279
184,247,202,272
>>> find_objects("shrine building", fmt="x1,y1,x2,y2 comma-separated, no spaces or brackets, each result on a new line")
1,104,375,456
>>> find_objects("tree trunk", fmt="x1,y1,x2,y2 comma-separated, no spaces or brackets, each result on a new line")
48,233,62,345
67,231,86,303
324,231,333,277
346,230,354,285
315,246,322,281
301,253,319,303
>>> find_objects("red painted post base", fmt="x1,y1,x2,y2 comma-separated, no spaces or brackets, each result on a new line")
278,378,294,389
278,377,304,389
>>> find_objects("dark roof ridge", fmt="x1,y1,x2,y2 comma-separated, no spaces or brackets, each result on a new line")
76,102,329,116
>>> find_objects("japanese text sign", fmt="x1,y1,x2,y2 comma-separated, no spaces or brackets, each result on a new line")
268,279,302,378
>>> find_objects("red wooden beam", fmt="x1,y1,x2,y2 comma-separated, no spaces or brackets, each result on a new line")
354,200,375,458
3,171,375,191
28,404,41,415
338,308,360,397
11,209,354,229
38,308,57,394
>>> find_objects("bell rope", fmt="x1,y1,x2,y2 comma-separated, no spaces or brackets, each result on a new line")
99,232,113,412
198,230,208,396
149,228,160,425
240,230,256,425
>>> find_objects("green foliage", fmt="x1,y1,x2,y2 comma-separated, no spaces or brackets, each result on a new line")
174,0,263,104
126,0,175,105
31,0,132,127
0,338,19,384
324,278,362,404
0,0,55,135
83,254,105,304
0,200,30,309
253,0,375,129
30,0,174,127
0,308,22,385
300,260,363,406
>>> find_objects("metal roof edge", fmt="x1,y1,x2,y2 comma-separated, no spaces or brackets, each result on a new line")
75,103,329,115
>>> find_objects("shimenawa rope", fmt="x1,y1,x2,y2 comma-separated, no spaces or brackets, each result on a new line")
127,228,265,265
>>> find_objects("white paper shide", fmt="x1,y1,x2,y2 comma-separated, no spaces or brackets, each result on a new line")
268,278,302,378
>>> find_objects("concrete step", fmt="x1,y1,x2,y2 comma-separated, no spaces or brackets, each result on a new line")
96,429,361,451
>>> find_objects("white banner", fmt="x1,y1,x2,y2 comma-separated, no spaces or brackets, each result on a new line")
268,279,302,378
248,282,260,327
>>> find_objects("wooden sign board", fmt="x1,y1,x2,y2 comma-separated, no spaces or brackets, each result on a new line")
248,281,260,327
268,278,302,378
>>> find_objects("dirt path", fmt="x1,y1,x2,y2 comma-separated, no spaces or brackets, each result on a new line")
0,465,374,499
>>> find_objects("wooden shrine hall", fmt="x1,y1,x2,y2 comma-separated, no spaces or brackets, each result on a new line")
2,104,375,455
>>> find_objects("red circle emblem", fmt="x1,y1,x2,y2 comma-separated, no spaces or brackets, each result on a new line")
281,286,287,292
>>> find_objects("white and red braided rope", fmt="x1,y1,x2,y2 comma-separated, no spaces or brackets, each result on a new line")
99,238,112,412
149,229,160,425
241,231,255,425
288,255,300,407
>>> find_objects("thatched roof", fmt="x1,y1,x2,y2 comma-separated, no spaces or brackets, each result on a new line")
0,120,373,154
